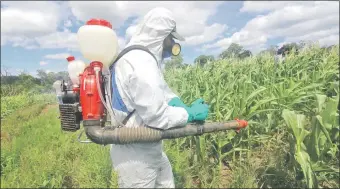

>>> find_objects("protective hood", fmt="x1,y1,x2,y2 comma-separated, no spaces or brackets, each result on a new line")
126,7,180,64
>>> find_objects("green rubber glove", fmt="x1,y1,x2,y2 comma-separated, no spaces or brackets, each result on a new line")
186,102,209,123
169,97,209,123
168,97,188,108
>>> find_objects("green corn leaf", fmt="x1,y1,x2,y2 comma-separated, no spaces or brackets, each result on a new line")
246,108,278,120
248,97,277,115
289,94,315,106
311,162,339,173
316,94,327,113
199,136,206,162
294,83,323,94
295,150,318,188
245,86,266,104
319,96,339,130
308,116,322,162
223,107,234,121
282,109,303,140
315,115,333,144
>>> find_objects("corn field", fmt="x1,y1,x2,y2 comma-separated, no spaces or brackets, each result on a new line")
1,44,339,188
163,44,339,188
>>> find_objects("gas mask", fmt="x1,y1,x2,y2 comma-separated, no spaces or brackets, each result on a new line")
162,35,181,59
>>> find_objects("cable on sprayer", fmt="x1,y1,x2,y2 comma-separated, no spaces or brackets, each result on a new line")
94,68,125,128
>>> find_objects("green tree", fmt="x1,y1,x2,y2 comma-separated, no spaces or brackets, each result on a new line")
219,43,252,59
18,73,37,85
239,50,252,59
219,43,244,59
194,55,215,67
277,42,299,57
37,69,71,90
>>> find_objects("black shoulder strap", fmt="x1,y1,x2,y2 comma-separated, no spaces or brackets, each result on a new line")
109,45,158,70
109,45,157,125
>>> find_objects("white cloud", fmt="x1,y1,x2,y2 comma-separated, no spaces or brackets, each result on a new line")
44,53,72,60
0,1,162,51
183,23,227,46
3,0,338,65
69,1,224,45
2,1,224,51
1,1,63,38
240,1,314,13
39,61,48,66
204,1,339,54
35,31,78,50
1,31,78,50
0,35,38,49
318,35,339,47
285,27,339,44
202,30,268,53
0,1,77,50
242,2,338,32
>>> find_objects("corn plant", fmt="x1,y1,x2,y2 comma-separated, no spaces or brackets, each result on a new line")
164,44,339,187
282,93,339,188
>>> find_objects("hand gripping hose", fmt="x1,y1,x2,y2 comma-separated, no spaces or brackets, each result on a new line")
83,119,248,145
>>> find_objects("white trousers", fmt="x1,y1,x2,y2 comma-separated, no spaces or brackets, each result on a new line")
110,144,175,188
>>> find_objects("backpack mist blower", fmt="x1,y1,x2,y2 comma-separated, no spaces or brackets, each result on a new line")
55,19,248,145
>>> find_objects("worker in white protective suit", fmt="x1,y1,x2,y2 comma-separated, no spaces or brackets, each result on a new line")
109,7,209,188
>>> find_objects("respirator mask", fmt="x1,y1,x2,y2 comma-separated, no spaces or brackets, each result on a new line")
162,26,185,59
162,35,181,59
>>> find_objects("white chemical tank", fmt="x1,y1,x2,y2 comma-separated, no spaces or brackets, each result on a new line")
67,56,86,87
77,19,119,68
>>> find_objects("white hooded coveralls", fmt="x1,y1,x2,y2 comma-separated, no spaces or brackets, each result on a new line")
109,7,189,188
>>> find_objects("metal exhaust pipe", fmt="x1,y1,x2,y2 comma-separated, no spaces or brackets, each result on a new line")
83,119,248,145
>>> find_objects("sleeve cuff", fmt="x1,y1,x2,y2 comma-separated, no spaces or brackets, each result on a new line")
167,106,188,128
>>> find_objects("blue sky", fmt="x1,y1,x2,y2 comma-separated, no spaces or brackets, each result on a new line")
1,1,339,77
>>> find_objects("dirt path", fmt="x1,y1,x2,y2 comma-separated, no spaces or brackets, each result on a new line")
0,131,11,142
1,103,57,143
41,103,58,114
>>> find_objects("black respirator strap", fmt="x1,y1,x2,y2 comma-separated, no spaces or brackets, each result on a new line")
109,45,158,125
109,45,158,70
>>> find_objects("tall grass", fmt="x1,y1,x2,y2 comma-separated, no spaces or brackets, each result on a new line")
1,93,55,119
1,104,118,188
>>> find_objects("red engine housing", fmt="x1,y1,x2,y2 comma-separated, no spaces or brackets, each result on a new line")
78,62,105,121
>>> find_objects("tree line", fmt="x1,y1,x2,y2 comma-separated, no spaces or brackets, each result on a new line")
1,69,71,96
164,41,337,69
